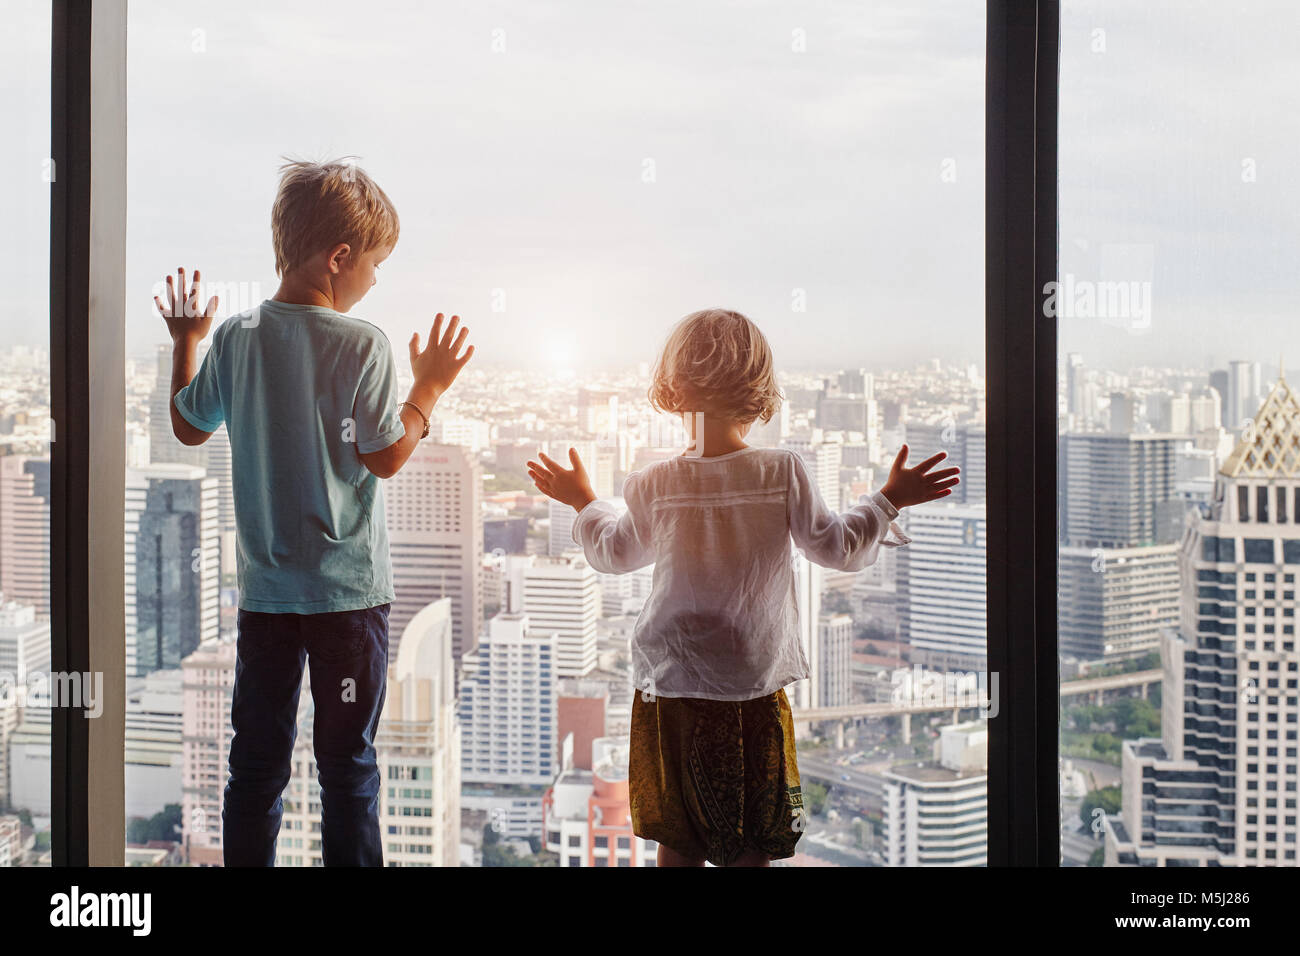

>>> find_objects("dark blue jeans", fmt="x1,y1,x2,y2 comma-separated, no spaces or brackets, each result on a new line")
222,603,390,867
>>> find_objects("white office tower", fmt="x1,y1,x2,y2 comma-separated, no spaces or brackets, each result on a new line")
898,503,987,671
386,443,484,662
549,498,578,556
0,455,50,618
0,599,51,683
377,599,462,865
150,343,206,469
7,705,50,816
124,669,184,820
459,613,559,786
0,703,18,821
790,552,824,710
524,556,600,679
1058,544,1181,663
818,613,854,707
497,553,536,614
1225,359,1262,436
0,815,20,866
431,414,492,452
1191,386,1222,432
578,388,620,437
181,638,236,866
543,735,658,866
782,438,845,510
882,722,988,866
0,600,51,818
1106,376,1300,867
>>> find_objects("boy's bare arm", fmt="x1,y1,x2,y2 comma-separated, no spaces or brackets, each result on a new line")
359,313,474,479
155,267,218,447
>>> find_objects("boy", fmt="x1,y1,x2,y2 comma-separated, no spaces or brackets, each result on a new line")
155,159,474,866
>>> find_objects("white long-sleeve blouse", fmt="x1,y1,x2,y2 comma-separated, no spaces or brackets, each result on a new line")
571,445,912,701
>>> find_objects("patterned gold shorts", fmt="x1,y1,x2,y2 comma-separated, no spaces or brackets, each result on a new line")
629,686,804,866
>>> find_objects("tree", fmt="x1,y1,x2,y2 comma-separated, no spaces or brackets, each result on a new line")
1079,785,1121,831
803,781,829,816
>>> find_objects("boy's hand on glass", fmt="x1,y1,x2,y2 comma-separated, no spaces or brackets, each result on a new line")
527,448,598,512
880,443,961,509
409,313,474,403
155,267,218,346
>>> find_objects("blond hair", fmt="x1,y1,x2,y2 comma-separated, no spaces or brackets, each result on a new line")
647,309,783,425
270,157,400,276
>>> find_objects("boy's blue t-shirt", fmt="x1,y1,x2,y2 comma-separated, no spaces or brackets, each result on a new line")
173,299,406,614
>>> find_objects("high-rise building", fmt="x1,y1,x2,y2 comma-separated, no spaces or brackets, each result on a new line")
124,669,184,820
181,638,235,866
818,612,854,707
1105,376,1300,866
523,555,600,678
0,599,51,684
1225,359,1263,437
459,613,558,786
150,343,206,470
386,443,484,661
276,599,463,867
1059,433,1192,548
903,423,986,505
578,388,619,438
882,722,988,866
0,456,50,617
783,438,844,510
1057,544,1181,663
898,503,986,670
790,553,823,711
377,598,461,866
135,467,220,674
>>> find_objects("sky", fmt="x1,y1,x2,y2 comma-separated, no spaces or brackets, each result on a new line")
2,0,1298,378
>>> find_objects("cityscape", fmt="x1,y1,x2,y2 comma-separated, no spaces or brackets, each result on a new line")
0,340,1293,867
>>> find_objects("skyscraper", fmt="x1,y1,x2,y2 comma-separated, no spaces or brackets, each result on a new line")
459,613,558,786
377,598,462,866
1059,433,1191,548
386,443,484,661
523,555,600,678
0,455,50,617
903,422,986,505
1105,376,1300,866
135,467,220,674
180,637,235,866
897,503,986,670
818,612,854,708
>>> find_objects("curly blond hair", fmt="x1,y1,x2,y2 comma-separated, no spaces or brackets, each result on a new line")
271,156,400,276
647,309,783,425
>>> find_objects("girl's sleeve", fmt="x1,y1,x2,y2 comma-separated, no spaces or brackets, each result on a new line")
787,450,912,572
572,470,655,573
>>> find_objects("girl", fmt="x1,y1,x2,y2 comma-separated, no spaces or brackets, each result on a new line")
527,309,959,867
